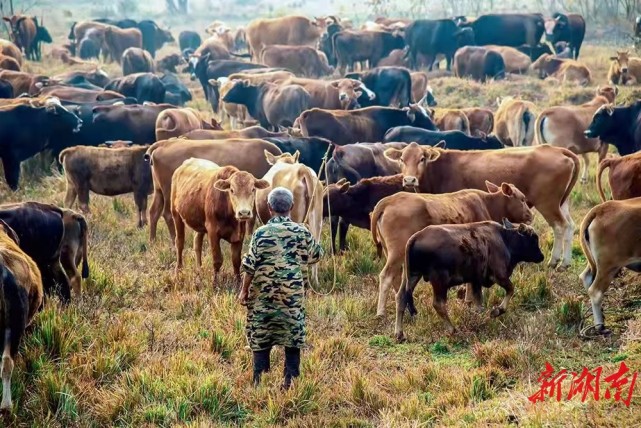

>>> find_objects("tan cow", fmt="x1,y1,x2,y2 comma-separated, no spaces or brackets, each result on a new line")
0,221,43,412
146,138,282,242
279,77,373,109
607,50,641,85
580,197,641,335
462,107,494,137
122,47,154,75
260,45,333,78
60,209,89,297
531,54,591,85
370,182,533,316
0,39,23,65
494,97,537,147
245,16,329,61
210,26,235,51
104,26,142,64
430,108,471,134
0,54,19,71
597,152,641,202
255,151,324,286
60,145,153,228
485,45,531,73
535,85,617,183
171,158,269,283
155,107,222,141
384,143,580,268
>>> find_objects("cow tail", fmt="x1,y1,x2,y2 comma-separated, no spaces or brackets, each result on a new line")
144,141,164,165
559,149,581,207
534,113,547,145
402,232,417,313
58,147,72,165
404,72,412,107
76,214,90,279
521,108,534,146
596,158,612,202
68,22,77,40
579,208,598,284
370,201,385,258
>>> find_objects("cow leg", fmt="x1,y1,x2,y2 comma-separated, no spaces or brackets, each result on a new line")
580,153,590,184
64,183,77,209
377,252,403,317
395,273,420,342
208,231,223,286
231,241,243,284
163,198,176,244
1,157,20,191
61,249,81,298
491,278,514,317
404,267,420,316
580,264,595,290
561,200,575,268
431,281,455,334
0,333,14,412
51,263,72,303
543,204,569,268
338,219,349,253
597,143,609,163
134,191,148,228
193,232,205,268
173,215,185,275
466,283,484,312
77,185,90,214
149,188,164,242
587,268,617,334
330,216,339,253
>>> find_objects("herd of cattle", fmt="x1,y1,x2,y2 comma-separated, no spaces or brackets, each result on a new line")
0,10,640,412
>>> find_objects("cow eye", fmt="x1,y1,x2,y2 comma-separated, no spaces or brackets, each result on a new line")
230,188,235,194
420,157,426,163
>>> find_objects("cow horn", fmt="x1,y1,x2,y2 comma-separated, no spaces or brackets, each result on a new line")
502,218,515,229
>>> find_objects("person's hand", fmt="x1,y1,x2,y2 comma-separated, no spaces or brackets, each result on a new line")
238,288,248,306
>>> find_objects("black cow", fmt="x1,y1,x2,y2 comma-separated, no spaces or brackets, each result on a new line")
0,79,13,98
384,126,504,149
78,37,100,60
58,76,103,91
460,14,545,48
138,20,173,58
264,136,332,174
160,73,191,106
584,103,641,156
346,66,412,108
179,30,201,52
545,13,585,59
319,23,343,67
91,103,173,145
404,19,474,70
0,100,82,190
105,73,166,104
32,19,52,61
516,43,553,61
189,56,268,101
0,202,72,302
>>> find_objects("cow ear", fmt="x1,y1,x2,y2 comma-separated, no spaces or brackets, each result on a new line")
2,17,9,22
434,140,446,149
254,179,270,190
384,148,403,161
610,56,618,61
292,150,300,162
500,182,514,196
213,179,231,192
339,181,350,192
335,178,347,186
478,131,487,140
329,80,340,88
485,180,500,193
264,150,277,165
502,218,514,229
0,220,18,245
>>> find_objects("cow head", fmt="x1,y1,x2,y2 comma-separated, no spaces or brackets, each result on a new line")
44,97,82,133
265,150,300,166
596,85,617,103
485,181,533,225
453,27,475,47
546,13,569,43
636,16,641,36
312,16,331,29
156,28,174,49
188,52,209,80
610,51,631,75
480,133,504,149
222,79,254,105
35,19,52,44
330,79,371,109
405,104,437,130
584,104,617,141
322,178,350,217
213,170,269,221
384,142,441,189
501,219,545,264
530,54,555,78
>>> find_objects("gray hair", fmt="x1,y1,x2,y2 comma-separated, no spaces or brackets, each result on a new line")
268,187,294,213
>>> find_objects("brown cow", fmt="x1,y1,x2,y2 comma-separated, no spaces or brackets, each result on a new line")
0,220,43,412
333,30,405,74
462,107,494,137
227,70,295,84
531,54,591,85
580,197,641,335
156,53,183,73
397,220,544,337
430,108,471,134
191,36,231,62
122,47,155,75
0,70,49,95
597,152,641,201
0,54,19,71
53,68,110,88
453,46,506,83
260,45,333,78
155,107,222,141
171,158,269,283
2,15,36,59
535,85,617,183
377,48,410,67
370,181,533,316
38,86,124,102
59,145,152,228
607,50,641,85
280,77,372,110
494,97,538,147
181,127,289,141
104,26,143,64
410,71,436,106
0,39,23,65
146,138,282,241
60,209,89,297
485,45,532,73
245,16,329,61
384,143,580,268
208,26,235,51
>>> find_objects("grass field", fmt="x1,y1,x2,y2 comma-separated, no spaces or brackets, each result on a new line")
0,44,640,427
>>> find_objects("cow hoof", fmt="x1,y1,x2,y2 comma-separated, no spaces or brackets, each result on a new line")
547,259,560,269
490,307,505,318
396,332,406,343
596,325,612,336
556,263,571,272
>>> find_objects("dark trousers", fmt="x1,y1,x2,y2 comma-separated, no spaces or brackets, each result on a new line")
252,346,300,389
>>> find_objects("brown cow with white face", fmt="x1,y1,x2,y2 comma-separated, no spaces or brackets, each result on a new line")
171,158,269,284
384,143,580,269
370,181,533,316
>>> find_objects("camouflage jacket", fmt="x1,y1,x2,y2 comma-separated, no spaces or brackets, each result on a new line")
241,215,324,351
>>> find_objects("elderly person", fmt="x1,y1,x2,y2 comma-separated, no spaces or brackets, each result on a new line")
239,187,324,389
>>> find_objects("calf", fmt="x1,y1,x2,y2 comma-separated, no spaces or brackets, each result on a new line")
0,54,20,71
122,47,154,75
494,97,537,147
384,126,503,149
397,220,544,338
536,85,617,183
157,53,183,73
607,50,641,85
60,209,89,297
453,46,506,83
462,107,494,137
105,73,166,104
371,181,533,316
155,107,222,141
430,108,471,134
171,159,269,283
222,80,311,130
597,152,641,202
584,102,641,156
60,145,152,228
531,54,591,85
104,26,142,63
385,143,580,268
346,66,412,107
485,45,531,73
0,220,43,412
323,175,404,252
580,198,641,335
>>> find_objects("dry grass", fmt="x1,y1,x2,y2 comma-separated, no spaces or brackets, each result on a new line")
0,45,640,427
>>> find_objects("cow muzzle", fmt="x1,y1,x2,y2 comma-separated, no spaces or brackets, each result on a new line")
622,67,629,74
236,210,252,220
338,92,348,101
583,129,596,138
403,176,419,188
190,73,197,81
